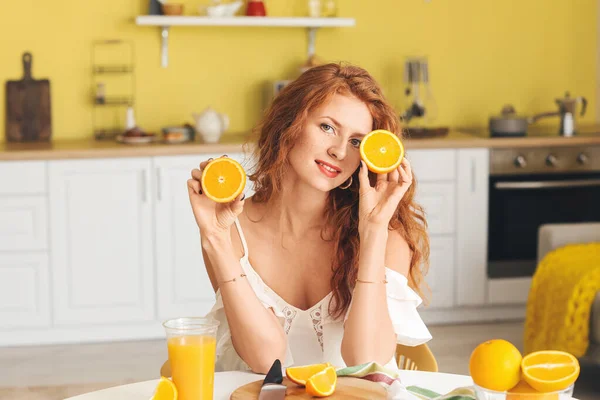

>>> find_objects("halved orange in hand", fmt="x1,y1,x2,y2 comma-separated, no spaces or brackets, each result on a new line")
201,157,246,203
521,350,580,393
359,129,404,174
305,366,337,397
285,362,331,386
151,376,178,400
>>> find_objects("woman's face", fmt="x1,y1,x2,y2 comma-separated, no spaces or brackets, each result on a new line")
287,94,373,192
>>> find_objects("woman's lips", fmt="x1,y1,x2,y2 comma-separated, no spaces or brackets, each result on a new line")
315,160,341,178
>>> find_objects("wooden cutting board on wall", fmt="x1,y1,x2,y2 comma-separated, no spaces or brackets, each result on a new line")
230,376,387,399
5,52,52,142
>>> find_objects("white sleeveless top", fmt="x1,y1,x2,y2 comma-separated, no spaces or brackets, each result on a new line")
205,219,432,372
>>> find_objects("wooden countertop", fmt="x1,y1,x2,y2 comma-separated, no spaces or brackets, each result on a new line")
0,133,253,161
2,126,600,161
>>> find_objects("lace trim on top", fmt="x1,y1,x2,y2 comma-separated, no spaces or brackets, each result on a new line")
310,307,324,351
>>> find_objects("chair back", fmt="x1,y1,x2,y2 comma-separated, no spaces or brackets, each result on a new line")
160,360,171,378
396,343,438,372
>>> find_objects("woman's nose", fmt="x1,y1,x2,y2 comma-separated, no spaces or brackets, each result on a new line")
327,140,347,160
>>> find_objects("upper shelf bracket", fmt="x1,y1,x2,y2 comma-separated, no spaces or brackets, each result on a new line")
307,27,317,58
161,26,169,68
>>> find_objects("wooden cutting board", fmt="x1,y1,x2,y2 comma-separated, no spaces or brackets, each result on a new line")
230,376,387,399
5,52,52,142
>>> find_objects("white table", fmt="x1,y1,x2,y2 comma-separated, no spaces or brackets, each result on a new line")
66,370,474,399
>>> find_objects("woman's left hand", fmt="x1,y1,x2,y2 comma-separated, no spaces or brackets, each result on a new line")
357,158,413,231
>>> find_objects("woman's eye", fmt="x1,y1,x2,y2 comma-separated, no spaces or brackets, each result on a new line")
350,138,361,148
320,123,334,133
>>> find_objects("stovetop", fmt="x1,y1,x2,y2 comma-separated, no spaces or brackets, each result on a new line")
490,145,600,175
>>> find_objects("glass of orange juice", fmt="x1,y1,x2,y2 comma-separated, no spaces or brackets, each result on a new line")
163,317,220,400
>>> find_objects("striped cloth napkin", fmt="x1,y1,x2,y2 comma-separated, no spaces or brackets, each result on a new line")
335,362,476,400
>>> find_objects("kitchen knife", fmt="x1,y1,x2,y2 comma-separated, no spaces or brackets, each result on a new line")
258,359,286,400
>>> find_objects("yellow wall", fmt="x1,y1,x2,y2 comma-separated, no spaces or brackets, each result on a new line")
0,0,596,142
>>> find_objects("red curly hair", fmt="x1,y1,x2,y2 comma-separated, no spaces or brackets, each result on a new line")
247,62,430,319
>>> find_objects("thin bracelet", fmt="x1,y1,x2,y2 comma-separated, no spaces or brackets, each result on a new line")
220,273,247,285
355,277,388,284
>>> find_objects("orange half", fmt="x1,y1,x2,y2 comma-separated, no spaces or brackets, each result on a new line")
285,363,331,386
521,350,580,393
200,157,246,203
305,366,337,397
151,376,178,400
359,129,404,174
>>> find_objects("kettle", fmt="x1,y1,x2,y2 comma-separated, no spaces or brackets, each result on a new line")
192,107,229,143
555,92,587,135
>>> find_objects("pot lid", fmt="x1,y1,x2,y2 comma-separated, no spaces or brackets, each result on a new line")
490,104,528,121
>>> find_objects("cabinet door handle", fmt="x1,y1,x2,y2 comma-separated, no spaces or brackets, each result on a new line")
470,158,476,193
495,179,600,190
141,170,147,203
156,168,162,201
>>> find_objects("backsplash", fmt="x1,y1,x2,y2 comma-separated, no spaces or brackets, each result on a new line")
0,0,596,141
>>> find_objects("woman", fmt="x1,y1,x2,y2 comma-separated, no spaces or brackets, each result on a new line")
187,63,432,374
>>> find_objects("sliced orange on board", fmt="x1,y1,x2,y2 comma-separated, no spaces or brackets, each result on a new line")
521,350,580,393
151,376,178,400
285,362,331,386
305,366,337,397
359,129,404,174
201,157,246,203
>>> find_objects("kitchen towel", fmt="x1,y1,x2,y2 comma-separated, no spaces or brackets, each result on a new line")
336,362,475,400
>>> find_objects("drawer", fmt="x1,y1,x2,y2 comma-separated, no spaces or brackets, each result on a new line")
0,253,50,329
0,197,48,250
487,277,532,305
0,161,47,194
416,182,456,234
406,149,456,181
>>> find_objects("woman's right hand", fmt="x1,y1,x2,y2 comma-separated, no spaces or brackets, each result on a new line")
187,157,246,240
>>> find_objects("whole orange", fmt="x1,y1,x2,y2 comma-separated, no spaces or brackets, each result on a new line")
469,339,522,391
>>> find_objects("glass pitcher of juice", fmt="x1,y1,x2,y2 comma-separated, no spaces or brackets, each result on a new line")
163,317,220,400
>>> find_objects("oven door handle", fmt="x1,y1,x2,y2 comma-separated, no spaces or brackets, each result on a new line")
495,179,600,190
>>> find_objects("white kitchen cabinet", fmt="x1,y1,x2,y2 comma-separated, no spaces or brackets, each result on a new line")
404,150,457,309
0,145,515,344
487,277,532,305
424,236,455,309
407,149,456,181
455,149,489,306
48,158,155,325
154,154,215,321
0,254,50,328
0,160,47,195
416,183,456,235
0,197,48,251
0,161,51,330
153,153,253,321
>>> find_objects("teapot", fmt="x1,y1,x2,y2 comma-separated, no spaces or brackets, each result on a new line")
192,107,229,143
202,0,243,17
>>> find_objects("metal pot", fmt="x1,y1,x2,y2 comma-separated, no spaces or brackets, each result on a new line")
489,105,559,137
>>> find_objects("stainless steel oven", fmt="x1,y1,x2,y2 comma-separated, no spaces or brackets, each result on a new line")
487,145,600,279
